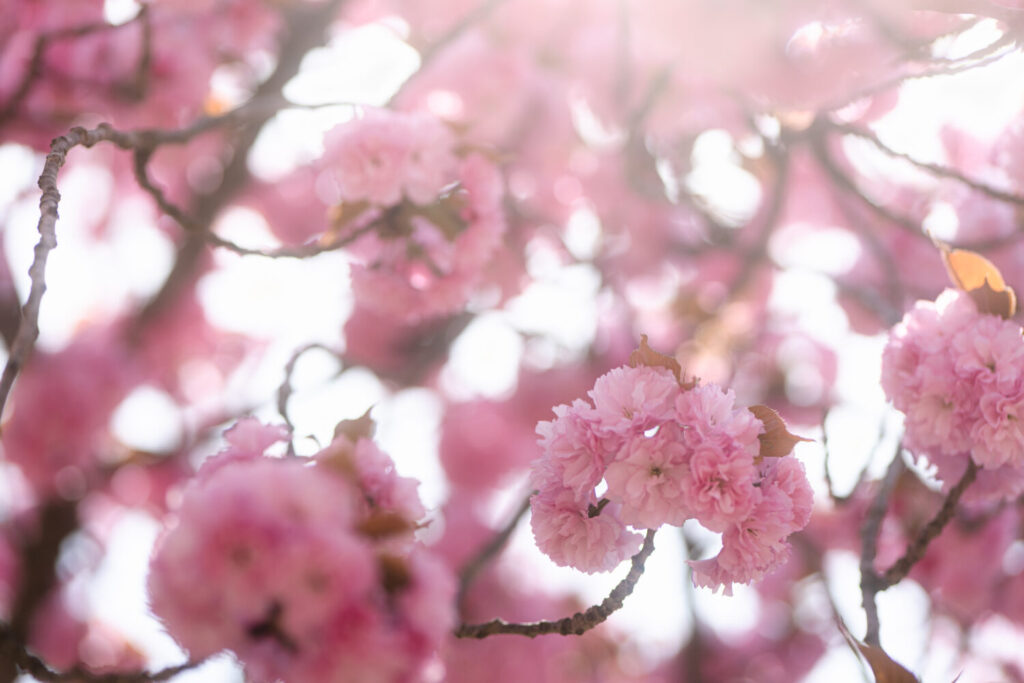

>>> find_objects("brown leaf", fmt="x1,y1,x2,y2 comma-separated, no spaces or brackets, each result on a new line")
837,621,919,683
748,405,812,459
854,642,919,683
378,553,412,594
629,335,683,383
333,407,376,442
326,199,371,232
967,277,1017,319
940,244,1017,318
357,511,413,539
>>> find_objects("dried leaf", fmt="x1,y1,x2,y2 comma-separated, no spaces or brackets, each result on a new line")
748,405,812,459
837,621,919,683
333,407,376,442
854,642,919,683
967,277,1017,319
357,511,413,539
327,200,371,232
629,335,682,383
379,553,412,594
940,244,1017,318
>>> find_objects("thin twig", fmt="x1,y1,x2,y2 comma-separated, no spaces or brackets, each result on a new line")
276,342,344,449
831,119,1024,207
824,30,1017,112
133,0,347,329
859,445,905,648
880,460,978,587
132,146,379,258
457,493,534,612
811,119,1024,252
415,0,507,65
0,622,201,682
0,125,108,419
0,12,147,126
455,529,657,639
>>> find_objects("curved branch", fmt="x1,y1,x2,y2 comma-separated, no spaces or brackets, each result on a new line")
830,119,1024,208
0,125,103,418
456,493,533,612
0,622,201,683
276,342,344,446
454,529,656,639
0,11,148,126
880,459,978,587
859,446,904,648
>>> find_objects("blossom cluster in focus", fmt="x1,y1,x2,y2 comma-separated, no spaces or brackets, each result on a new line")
529,346,813,594
882,288,1024,502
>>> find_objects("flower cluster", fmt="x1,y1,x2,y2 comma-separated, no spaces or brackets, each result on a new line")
529,359,812,593
147,419,454,683
882,288,1024,501
322,109,506,322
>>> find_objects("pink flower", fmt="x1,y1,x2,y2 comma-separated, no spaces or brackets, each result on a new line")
604,425,692,528
588,365,679,437
689,457,812,594
679,444,757,533
323,109,458,207
675,384,762,445
529,487,642,574
148,423,454,681
532,399,609,501
351,436,427,523
883,288,1024,491
972,387,1024,468
348,153,506,322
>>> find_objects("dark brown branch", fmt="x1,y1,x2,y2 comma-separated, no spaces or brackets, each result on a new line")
0,499,78,683
0,125,110,419
860,452,979,647
132,147,378,259
880,459,978,587
132,0,346,328
456,493,534,612
0,621,200,683
454,529,656,639
859,446,904,648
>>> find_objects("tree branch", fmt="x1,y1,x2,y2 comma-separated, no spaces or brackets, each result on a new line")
454,529,656,639
0,622,201,683
0,11,147,127
830,119,1024,208
456,493,534,613
859,446,904,648
880,459,978,587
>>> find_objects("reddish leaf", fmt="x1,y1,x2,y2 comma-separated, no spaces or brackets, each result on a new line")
748,405,812,459
629,334,683,383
